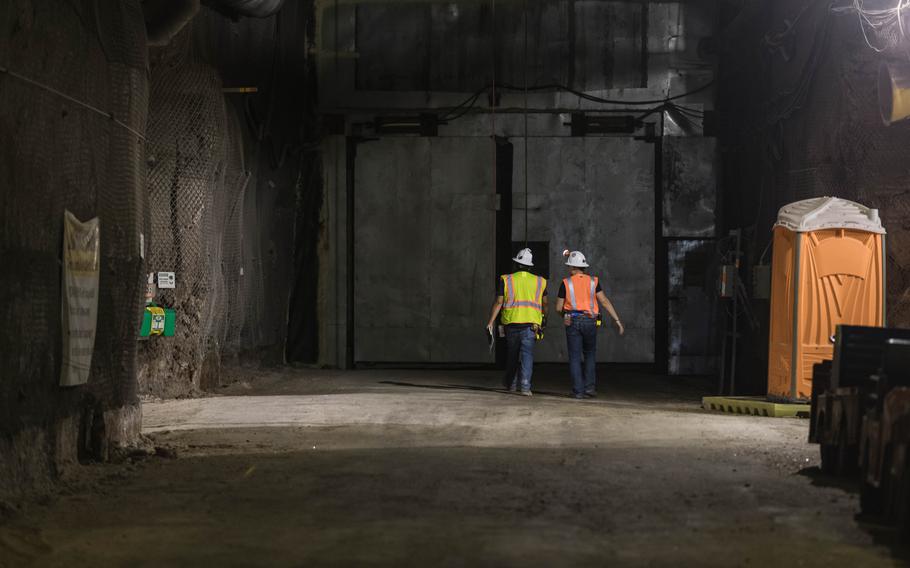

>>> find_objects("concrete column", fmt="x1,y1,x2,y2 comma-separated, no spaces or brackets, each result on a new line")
318,136,349,368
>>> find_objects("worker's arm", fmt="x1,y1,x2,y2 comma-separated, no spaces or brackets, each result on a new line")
596,291,625,335
555,297,565,315
541,294,549,327
486,296,504,333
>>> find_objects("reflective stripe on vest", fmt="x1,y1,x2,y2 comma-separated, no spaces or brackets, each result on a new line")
504,274,543,310
563,274,599,315
501,272,546,325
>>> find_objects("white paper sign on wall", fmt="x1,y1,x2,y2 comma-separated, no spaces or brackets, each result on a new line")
157,271,176,289
61,210,100,387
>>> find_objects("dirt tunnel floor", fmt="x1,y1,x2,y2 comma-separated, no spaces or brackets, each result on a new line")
1,367,908,567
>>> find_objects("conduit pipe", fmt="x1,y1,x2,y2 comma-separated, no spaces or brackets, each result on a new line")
208,0,285,18
879,61,910,125
143,0,283,48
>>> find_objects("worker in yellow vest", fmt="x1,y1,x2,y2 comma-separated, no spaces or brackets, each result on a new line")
485,248,547,396
556,249,624,399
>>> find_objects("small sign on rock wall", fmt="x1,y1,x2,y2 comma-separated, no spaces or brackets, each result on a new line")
61,210,100,387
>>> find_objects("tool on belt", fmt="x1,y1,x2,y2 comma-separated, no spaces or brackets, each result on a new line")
563,311,606,330
535,317,547,341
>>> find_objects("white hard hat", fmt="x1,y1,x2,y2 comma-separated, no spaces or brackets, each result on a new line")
563,249,589,268
512,248,534,267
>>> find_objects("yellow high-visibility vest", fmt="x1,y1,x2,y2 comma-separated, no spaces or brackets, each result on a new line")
500,271,546,325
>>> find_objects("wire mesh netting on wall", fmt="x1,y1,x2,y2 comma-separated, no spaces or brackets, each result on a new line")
0,0,148,438
772,5,910,327
139,26,255,396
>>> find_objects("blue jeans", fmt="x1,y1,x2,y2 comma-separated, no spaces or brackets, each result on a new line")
566,317,597,396
504,325,535,392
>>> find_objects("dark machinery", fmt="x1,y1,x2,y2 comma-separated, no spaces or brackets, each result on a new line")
811,326,910,475
858,339,910,530
810,326,910,537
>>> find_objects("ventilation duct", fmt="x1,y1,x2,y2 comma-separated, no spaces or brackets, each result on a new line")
144,0,201,47
144,0,283,47
206,0,285,18
878,61,910,126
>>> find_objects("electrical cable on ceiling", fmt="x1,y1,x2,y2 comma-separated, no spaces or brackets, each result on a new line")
767,7,832,126
437,80,715,125
670,101,706,115
633,100,705,131
496,80,715,105
523,0,529,247
0,65,147,142
832,0,909,52
762,2,812,59
441,90,484,121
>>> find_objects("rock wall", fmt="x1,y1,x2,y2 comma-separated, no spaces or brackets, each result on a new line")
137,3,318,396
718,0,910,393
0,0,149,500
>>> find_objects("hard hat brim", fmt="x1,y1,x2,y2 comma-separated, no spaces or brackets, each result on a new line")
513,256,534,267
565,260,589,268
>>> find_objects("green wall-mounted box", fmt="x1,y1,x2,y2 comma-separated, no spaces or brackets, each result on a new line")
140,306,176,338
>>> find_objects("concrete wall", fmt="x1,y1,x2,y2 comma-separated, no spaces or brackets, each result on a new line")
317,0,717,112
323,130,657,365
353,137,496,363
663,136,718,374
313,0,718,367
318,137,351,368
513,136,656,363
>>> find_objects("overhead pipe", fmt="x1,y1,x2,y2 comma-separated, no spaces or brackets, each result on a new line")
206,0,285,18
143,0,283,48
143,0,201,47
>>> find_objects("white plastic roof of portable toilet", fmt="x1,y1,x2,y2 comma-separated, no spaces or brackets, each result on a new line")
775,197,886,234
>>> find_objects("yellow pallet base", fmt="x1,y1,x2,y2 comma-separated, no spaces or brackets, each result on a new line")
702,396,810,418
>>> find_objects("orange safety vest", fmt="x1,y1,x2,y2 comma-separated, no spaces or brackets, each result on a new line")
563,274,600,316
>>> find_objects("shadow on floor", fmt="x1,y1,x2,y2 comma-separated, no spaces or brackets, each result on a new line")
797,466,910,562
797,466,860,494
863,520,910,562
377,381,579,399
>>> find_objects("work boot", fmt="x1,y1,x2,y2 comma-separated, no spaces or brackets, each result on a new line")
584,391,597,399
520,390,532,397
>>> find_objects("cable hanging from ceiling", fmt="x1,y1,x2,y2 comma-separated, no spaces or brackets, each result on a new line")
523,0,529,247
491,0,497,281
832,0,910,52
438,80,713,125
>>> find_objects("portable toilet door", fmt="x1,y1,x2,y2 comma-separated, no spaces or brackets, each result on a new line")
767,197,886,402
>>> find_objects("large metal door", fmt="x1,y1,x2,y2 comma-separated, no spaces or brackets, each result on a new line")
354,137,495,363
512,137,656,363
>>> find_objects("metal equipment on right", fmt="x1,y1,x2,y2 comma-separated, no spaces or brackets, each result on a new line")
858,338,910,527
809,326,910,538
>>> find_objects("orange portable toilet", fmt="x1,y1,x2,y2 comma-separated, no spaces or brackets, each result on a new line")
767,197,886,402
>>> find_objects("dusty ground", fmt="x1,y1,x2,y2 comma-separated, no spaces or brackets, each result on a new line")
1,367,907,567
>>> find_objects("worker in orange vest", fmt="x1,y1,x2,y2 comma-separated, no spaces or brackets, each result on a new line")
555,249,624,399
485,248,547,396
